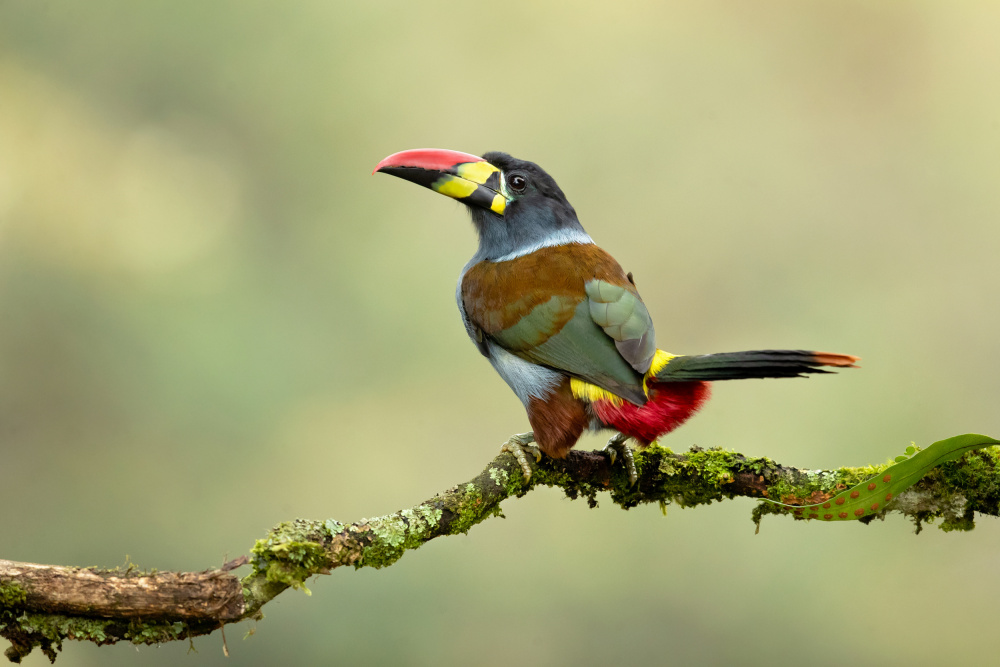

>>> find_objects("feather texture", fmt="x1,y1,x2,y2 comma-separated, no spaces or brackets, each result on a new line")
653,350,859,382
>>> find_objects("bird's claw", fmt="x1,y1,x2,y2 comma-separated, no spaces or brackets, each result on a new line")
603,434,638,486
501,432,539,481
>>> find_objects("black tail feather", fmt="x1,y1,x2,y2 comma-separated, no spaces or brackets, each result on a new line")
654,350,858,382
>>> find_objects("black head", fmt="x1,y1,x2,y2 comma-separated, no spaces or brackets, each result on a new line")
374,148,589,261
470,151,585,260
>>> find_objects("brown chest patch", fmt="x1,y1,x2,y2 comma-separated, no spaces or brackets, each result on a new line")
461,243,633,334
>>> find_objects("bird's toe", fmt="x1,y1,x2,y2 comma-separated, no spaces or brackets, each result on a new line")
603,434,638,485
500,432,538,481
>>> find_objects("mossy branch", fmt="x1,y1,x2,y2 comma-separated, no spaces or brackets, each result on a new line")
4,441,1000,662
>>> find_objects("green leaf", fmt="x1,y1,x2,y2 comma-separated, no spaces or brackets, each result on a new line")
765,434,1000,521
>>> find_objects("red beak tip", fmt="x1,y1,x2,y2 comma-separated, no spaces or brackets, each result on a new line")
372,148,485,175
372,156,396,175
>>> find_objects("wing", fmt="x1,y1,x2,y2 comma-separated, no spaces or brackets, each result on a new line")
585,278,656,374
455,272,489,357
461,243,655,405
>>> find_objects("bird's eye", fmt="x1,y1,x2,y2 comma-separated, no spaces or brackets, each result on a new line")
507,173,527,192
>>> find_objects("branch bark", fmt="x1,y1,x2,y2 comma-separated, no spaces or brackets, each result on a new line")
3,442,999,662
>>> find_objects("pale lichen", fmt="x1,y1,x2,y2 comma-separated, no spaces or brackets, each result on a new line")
488,465,509,489
7,441,1000,663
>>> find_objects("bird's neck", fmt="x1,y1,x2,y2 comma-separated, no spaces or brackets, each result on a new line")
468,206,593,263
488,227,594,262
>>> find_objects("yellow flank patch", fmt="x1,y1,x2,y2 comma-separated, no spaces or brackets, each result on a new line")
456,161,499,185
490,193,506,214
644,349,677,395
648,349,677,376
432,175,478,199
570,378,623,406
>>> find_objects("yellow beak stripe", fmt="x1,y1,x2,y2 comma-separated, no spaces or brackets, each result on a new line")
456,161,499,184
432,175,478,198
490,194,506,214
428,160,508,215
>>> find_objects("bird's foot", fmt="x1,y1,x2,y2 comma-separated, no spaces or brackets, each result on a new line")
603,433,638,486
501,432,540,481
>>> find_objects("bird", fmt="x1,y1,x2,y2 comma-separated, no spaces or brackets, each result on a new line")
373,148,858,483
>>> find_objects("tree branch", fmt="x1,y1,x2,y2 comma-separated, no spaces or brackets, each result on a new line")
4,442,999,662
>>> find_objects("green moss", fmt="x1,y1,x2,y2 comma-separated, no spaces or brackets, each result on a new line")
0,581,27,609
3,611,192,663
15,613,187,646
606,445,779,512
523,454,604,508
683,447,740,485
358,503,445,569
488,465,510,489
251,539,328,593
248,520,337,594
940,449,1000,520
491,457,534,498
2,565,194,660
762,459,890,505
904,449,1000,532
3,441,996,664
939,509,976,532
443,483,500,537
652,447,736,508
753,442,1000,531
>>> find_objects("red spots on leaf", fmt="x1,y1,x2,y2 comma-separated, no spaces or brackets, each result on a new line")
870,502,880,511
823,514,833,520
850,491,860,499
822,502,831,509
808,513,819,519
867,483,877,491
835,497,846,505
854,508,865,517
838,512,848,519
883,474,891,483
885,493,892,501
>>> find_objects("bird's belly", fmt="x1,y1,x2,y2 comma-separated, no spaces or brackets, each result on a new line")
485,341,562,406
590,381,711,444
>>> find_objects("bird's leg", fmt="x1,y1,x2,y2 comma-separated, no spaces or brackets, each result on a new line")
603,433,638,486
500,432,540,481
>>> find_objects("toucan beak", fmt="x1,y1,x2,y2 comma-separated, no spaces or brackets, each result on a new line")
373,148,507,215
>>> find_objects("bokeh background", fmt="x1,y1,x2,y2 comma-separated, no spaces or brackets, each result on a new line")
2,1,999,665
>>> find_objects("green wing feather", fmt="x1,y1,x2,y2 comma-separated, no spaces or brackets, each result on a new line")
490,296,648,405
585,279,656,374
765,434,1000,521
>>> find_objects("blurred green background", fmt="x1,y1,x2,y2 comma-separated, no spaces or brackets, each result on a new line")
2,1,999,665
